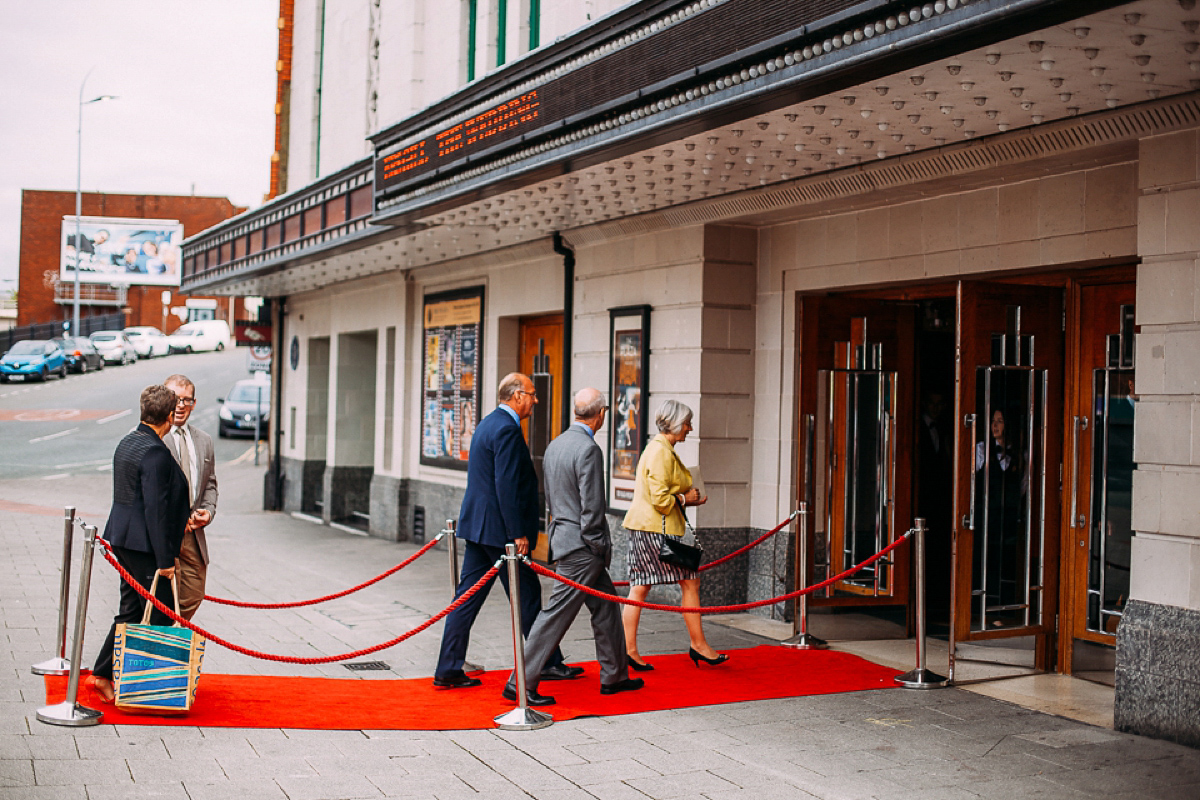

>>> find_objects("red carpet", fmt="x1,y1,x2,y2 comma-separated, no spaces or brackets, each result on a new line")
45,646,901,730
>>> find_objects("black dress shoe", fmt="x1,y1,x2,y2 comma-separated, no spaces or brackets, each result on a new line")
502,686,556,706
540,663,584,680
432,671,482,689
600,677,645,695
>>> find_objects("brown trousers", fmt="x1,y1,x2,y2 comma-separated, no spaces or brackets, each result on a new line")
174,529,206,620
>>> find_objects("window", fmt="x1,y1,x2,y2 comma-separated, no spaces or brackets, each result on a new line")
496,0,507,66
465,0,478,82
528,0,539,51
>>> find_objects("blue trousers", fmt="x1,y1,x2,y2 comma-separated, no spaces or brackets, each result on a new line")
434,539,565,678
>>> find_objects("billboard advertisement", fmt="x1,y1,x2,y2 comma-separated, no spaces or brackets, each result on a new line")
60,216,184,286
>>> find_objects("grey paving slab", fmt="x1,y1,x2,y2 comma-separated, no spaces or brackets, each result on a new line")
0,787,87,800
0,757,35,787
83,782,191,800
30,757,132,786
625,770,743,798
274,773,385,800
182,778,290,800
552,757,662,785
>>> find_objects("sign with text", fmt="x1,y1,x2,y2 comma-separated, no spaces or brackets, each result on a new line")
607,305,651,513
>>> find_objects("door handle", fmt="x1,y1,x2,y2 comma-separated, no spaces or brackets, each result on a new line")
1070,415,1089,528
963,413,976,530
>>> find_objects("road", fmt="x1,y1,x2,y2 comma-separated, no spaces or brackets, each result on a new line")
0,347,265,483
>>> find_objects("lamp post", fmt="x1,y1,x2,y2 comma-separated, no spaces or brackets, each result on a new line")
72,74,116,336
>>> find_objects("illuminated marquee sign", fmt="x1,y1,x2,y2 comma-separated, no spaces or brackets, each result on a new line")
373,0,872,198
379,92,540,189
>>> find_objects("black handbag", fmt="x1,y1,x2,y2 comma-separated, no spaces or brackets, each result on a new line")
658,498,703,570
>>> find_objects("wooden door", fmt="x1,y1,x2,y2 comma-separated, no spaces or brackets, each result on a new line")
797,295,915,610
951,281,1063,671
1060,281,1136,671
519,314,564,439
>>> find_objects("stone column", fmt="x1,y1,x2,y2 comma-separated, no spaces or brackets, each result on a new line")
1117,129,1200,747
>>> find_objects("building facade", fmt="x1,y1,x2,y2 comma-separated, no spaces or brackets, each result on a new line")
183,0,1200,746
18,190,249,332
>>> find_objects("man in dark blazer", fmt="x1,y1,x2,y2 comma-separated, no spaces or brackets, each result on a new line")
504,388,643,705
91,384,192,702
433,372,578,691
163,374,219,621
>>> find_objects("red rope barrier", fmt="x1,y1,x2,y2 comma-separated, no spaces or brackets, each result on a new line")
95,537,499,665
612,511,797,586
527,529,912,614
203,534,444,609
697,512,796,572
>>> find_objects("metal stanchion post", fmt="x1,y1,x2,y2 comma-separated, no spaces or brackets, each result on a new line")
895,518,950,689
494,544,552,731
445,519,460,589
782,503,827,649
33,507,77,675
38,524,103,726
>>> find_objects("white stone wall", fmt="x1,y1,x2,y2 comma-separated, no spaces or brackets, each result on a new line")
573,225,757,529
1132,130,1200,612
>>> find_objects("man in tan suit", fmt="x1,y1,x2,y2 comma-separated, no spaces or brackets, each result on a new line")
163,374,219,620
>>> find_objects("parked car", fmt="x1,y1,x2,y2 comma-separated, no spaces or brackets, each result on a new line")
89,331,138,365
124,326,171,359
56,336,105,374
218,378,271,438
167,320,231,354
0,339,68,382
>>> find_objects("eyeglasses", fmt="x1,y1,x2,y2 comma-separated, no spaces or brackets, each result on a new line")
517,389,538,399
176,398,196,407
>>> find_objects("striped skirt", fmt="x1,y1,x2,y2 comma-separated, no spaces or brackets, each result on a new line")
626,529,698,586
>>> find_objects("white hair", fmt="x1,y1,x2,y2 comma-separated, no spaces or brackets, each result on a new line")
654,399,693,434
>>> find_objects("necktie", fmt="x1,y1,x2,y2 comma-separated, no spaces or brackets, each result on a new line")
176,428,194,505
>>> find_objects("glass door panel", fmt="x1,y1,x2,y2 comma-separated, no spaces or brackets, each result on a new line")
797,296,914,611
1063,281,1136,673
951,282,1063,675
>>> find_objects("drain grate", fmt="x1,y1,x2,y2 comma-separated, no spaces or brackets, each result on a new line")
344,661,391,671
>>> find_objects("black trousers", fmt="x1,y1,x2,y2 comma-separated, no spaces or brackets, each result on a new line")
92,546,176,680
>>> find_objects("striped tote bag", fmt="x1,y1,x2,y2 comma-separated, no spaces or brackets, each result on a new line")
113,574,205,714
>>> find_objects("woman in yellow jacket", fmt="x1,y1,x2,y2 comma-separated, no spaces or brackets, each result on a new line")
622,399,728,669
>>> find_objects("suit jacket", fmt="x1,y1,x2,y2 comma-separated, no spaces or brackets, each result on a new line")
164,423,219,563
622,433,692,536
105,423,191,570
544,424,610,563
458,407,539,549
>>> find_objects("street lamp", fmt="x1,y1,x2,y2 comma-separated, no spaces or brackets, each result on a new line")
72,73,116,337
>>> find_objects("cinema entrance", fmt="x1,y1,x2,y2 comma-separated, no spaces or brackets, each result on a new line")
794,266,1136,681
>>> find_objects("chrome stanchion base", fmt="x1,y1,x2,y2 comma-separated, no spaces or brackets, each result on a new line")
494,707,553,731
31,657,71,676
780,633,828,650
894,668,950,689
36,700,103,727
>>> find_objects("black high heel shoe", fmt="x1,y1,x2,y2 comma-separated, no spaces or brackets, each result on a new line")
688,647,729,667
627,653,655,672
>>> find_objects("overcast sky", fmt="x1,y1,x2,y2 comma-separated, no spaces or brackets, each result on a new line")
0,1,278,290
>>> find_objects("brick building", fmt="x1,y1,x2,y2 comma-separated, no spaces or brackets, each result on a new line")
18,190,250,332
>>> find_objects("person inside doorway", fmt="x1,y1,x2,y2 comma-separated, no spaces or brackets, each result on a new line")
974,407,1027,626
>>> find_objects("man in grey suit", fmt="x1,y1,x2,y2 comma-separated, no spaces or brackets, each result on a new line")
163,374,219,620
504,388,644,703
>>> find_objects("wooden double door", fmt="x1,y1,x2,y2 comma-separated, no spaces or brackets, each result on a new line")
796,272,1135,676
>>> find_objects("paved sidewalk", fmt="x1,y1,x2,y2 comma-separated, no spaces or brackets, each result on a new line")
3,460,1199,799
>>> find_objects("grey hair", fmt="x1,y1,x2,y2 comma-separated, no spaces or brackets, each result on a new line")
497,372,528,402
574,391,607,419
654,399,693,434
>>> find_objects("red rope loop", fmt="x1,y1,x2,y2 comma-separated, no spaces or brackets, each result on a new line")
95,536,500,665
696,511,797,571
527,529,912,614
612,510,797,586
203,533,444,609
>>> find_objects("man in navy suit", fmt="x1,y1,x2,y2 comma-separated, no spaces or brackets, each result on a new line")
91,384,192,702
433,372,580,694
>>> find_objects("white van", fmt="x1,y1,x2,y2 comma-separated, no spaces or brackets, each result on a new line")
166,320,231,354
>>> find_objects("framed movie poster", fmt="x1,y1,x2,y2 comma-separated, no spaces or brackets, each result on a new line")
607,305,651,512
421,286,484,470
